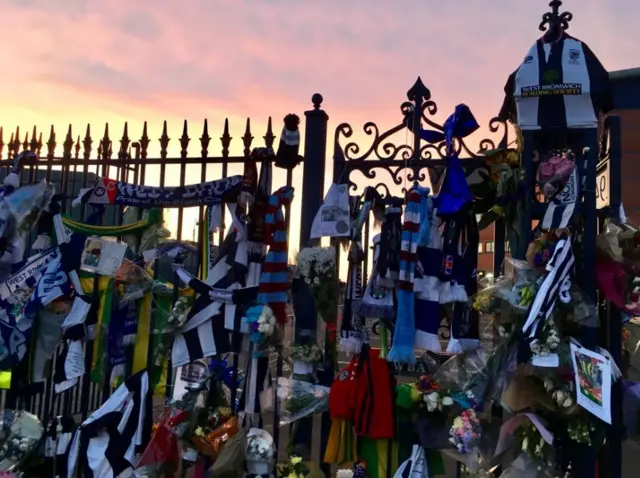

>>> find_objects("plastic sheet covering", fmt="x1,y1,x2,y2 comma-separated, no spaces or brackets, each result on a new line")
0,410,43,472
261,377,330,426
499,453,555,478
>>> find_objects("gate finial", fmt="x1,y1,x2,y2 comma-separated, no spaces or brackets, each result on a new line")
539,0,573,32
407,77,431,102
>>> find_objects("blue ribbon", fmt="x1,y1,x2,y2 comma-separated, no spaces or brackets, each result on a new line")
414,104,479,216
209,358,242,390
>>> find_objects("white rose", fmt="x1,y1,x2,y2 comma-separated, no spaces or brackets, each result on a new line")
314,277,321,286
543,378,554,392
441,396,454,406
562,397,574,408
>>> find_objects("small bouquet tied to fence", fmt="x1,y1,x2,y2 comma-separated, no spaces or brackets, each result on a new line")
296,246,339,367
289,343,323,379
245,305,281,357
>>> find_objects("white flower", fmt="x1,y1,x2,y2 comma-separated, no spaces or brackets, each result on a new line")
425,392,440,412
522,437,529,451
562,397,574,408
543,378,554,392
552,390,566,404
18,443,27,452
313,277,320,286
442,396,454,407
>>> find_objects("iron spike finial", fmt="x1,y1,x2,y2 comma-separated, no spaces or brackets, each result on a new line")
539,0,573,32
407,77,431,102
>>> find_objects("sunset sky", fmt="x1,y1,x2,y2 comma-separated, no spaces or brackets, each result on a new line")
1,0,637,250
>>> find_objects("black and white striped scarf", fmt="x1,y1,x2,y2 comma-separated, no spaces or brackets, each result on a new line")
541,167,580,229
500,32,612,130
522,237,574,340
66,370,151,478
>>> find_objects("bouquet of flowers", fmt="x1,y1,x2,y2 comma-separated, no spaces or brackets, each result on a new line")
290,344,323,364
296,246,339,368
449,409,482,454
245,305,280,356
296,247,338,324
276,454,310,478
154,296,191,367
265,377,330,425
290,343,323,378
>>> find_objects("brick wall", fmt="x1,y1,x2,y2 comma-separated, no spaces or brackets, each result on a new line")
618,109,640,224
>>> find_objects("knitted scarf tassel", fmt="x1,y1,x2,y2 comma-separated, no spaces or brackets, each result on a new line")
387,189,421,365
257,186,294,325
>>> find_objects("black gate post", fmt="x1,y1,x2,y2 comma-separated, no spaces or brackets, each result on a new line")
293,93,329,453
605,115,623,478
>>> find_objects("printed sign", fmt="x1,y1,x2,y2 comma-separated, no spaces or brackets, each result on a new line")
596,164,609,209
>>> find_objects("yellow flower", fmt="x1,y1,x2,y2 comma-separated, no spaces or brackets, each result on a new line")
194,426,204,436
291,456,302,465
409,385,421,402
287,473,297,478
453,417,463,429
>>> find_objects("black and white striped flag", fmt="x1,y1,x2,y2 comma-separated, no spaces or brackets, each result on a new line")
500,32,612,130
541,168,579,229
66,370,151,478
171,267,257,367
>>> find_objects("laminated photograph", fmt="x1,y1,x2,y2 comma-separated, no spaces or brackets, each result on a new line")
570,342,612,424
310,183,351,239
80,237,127,277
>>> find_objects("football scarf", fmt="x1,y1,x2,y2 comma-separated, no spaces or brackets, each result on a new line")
522,237,574,340
257,186,294,325
541,167,579,229
85,275,115,383
377,207,402,288
414,210,444,353
447,212,481,353
339,244,366,356
0,246,60,300
499,32,612,130
66,370,152,478
54,296,91,393
73,175,243,208
356,234,395,319
388,187,424,365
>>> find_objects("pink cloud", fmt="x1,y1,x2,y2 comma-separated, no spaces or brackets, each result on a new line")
0,0,637,157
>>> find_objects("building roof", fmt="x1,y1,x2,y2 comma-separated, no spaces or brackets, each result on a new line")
610,68,640,82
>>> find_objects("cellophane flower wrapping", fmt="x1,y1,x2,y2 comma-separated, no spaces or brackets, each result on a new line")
499,453,555,478
0,410,42,472
0,181,54,238
262,377,330,426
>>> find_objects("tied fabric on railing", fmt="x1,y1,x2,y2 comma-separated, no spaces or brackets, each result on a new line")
387,186,424,365
61,208,162,236
72,176,243,208
408,104,479,217
257,186,294,325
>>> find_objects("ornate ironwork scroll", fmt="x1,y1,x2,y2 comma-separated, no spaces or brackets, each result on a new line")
333,77,510,196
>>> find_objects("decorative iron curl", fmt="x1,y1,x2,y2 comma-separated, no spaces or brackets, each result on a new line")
334,121,414,161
